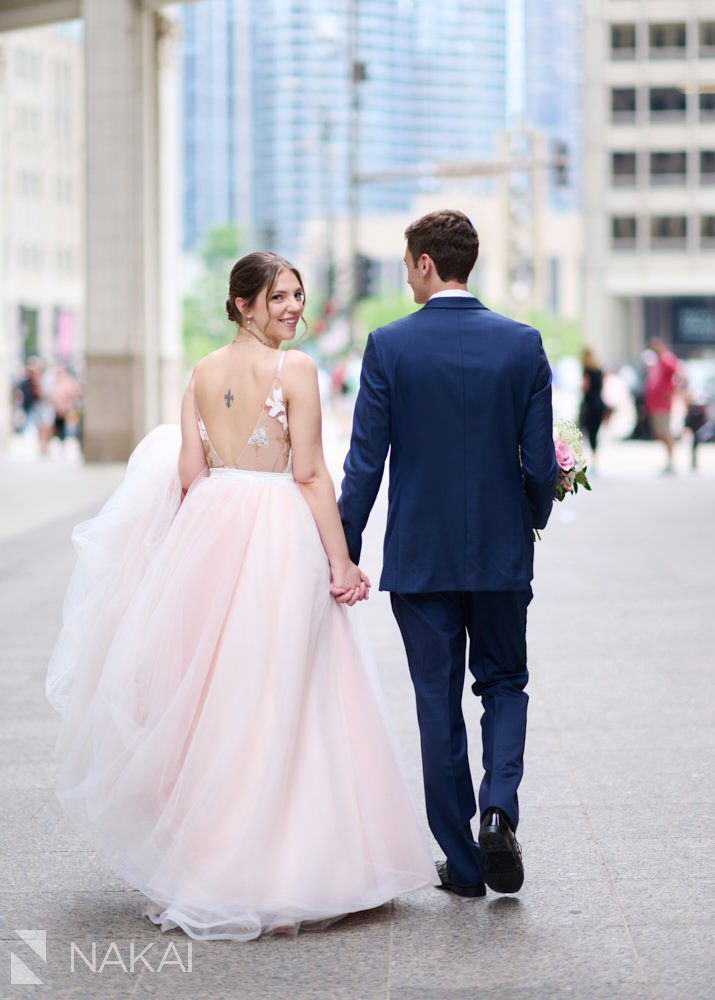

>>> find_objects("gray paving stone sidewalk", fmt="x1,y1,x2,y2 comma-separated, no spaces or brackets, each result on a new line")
1,442,713,998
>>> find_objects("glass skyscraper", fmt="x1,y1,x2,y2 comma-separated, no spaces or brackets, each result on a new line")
251,0,508,255
180,1,509,257
179,0,249,251
522,0,580,210
410,2,507,167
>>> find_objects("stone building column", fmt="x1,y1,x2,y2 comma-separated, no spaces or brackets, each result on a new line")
156,12,183,425
82,0,180,460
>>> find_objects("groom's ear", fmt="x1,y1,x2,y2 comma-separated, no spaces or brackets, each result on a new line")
419,254,432,276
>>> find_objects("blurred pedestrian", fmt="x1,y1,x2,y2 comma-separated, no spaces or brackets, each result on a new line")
36,362,56,455
16,358,42,432
579,347,607,472
683,388,707,472
51,363,82,442
17,357,54,451
644,338,680,474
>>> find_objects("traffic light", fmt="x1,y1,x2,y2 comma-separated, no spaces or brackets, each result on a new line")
552,140,569,187
355,254,377,300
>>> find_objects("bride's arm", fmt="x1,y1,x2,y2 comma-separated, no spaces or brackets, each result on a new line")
287,353,369,603
178,370,208,491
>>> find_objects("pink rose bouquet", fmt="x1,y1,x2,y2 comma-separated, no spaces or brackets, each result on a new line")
553,418,591,501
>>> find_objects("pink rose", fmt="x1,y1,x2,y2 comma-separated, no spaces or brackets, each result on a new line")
554,439,575,471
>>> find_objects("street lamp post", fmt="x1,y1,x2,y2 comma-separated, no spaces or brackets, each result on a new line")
346,0,365,352
319,112,335,304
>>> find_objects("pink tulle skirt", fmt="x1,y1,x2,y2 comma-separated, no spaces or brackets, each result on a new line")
47,427,437,941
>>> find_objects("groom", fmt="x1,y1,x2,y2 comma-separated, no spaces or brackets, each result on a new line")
337,210,558,896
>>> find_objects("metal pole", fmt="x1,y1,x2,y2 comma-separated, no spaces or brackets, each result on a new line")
320,112,335,303
346,0,359,351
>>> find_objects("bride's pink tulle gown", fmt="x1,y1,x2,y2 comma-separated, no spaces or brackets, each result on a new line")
46,351,437,941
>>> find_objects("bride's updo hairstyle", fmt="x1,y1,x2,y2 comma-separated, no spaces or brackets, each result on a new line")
226,251,307,331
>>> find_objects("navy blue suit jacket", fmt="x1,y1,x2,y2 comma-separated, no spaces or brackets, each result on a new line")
338,297,559,593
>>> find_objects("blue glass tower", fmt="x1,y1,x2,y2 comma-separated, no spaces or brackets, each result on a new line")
179,0,242,251
250,0,508,256
180,1,510,257
410,2,507,168
522,0,580,209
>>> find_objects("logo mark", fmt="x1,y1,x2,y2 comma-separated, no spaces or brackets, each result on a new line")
10,930,46,986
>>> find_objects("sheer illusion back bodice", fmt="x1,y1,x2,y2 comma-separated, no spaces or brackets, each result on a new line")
194,348,291,473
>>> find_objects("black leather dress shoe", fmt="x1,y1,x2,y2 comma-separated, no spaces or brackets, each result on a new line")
435,861,486,898
478,808,524,894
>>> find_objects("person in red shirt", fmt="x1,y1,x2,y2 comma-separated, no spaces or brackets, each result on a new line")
644,337,680,474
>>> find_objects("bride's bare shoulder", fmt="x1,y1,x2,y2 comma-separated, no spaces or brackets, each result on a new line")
283,348,316,378
283,351,318,410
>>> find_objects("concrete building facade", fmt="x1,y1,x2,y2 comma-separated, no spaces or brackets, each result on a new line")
0,1,185,460
0,24,84,441
298,180,582,340
583,0,715,363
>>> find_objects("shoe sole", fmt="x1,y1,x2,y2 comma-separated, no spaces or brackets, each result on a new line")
479,829,524,894
436,883,486,898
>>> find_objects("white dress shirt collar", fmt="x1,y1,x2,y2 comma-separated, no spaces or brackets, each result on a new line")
428,289,475,300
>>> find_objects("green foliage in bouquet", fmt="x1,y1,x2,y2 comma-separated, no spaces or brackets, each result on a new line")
555,466,591,502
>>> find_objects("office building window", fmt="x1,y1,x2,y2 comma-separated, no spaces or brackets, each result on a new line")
700,89,715,121
649,23,687,58
650,151,687,185
611,24,636,59
650,216,688,249
701,216,715,247
700,22,715,55
612,87,636,122
612,216,637,249
701,150,715,183
649,87,687,120
612,151,637,185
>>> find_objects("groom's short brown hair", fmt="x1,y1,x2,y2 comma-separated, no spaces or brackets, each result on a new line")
404,210,479,283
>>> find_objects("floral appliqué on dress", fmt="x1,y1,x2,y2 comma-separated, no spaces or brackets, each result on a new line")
265,386,288,431
248,427,268,449
264,383,290,468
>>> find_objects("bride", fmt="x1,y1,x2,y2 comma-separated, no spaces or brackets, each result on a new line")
46,251,438,941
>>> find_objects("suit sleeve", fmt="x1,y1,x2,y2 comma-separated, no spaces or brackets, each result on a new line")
520,334,559,531
338,332,391,563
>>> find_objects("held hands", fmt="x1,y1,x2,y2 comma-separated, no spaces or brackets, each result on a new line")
329,560,372,606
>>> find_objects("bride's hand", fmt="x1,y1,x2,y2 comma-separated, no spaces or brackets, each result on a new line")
330,560,370,606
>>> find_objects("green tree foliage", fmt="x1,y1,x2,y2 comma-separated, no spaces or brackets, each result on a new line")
182,224,246,367
352,293,581,363
355,294,419,347
525,309,582,361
